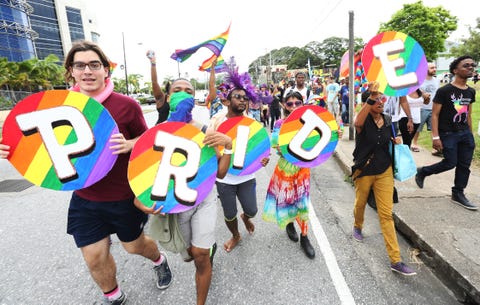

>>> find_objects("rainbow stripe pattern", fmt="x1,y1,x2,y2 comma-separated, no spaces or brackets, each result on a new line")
199,54,226,72
362,31,427,96
217,116,270,175
278,105,338,168
170,23,230,63
354,51,368,93
128,122,217,213
2,90,118,190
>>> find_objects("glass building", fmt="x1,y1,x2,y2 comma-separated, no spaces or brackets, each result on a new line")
0,0,37,61
0,0,97,63
29,0,64,61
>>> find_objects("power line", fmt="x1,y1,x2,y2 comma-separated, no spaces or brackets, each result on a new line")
311,0,345,33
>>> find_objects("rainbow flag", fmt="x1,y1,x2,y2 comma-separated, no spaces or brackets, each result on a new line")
354,50,368,93
199,54,226,72
170,23,230,63
340,50,368,93
109,61,117,75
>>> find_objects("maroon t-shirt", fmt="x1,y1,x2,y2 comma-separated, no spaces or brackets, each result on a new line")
75,92,148,201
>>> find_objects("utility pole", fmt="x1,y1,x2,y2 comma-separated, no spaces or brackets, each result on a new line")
348,11,355,140
269,51,273,83
122,32,129,96
265,49,270,86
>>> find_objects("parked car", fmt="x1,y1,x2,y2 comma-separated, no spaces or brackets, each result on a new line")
146,97,156,105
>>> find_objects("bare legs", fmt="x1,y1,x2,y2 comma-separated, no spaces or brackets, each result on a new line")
223,213,255,252
80,233,160,293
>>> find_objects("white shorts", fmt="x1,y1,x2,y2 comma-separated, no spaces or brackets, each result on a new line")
327,100,339,117
177,191,217,250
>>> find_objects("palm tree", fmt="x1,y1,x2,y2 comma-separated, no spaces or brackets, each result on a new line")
30,54,65,90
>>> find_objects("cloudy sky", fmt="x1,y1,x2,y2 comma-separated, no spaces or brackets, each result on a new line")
88,0,477,82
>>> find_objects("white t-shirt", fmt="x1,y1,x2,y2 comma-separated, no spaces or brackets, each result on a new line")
217,172,255,185
284,86,309,102
420,77,440,110
384,96,401,122
399,95,424,124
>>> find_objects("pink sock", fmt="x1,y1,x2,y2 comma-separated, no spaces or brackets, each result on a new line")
153,254,164,266
104,286,122,301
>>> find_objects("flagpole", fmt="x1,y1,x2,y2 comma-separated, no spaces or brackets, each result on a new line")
177,62,181,79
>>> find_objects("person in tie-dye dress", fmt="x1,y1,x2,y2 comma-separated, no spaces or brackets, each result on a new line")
262,91,315,259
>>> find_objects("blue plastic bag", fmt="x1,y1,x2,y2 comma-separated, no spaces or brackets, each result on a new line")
393,144,416,181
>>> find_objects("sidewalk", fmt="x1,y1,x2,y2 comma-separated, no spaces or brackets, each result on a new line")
334,126,480,304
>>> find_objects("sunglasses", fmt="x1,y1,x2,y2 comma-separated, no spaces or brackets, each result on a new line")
285,101,303,107
232,94,250,101
462,63,477,68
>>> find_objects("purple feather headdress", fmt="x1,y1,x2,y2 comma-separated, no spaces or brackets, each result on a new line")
224,57,258,104
216,83,231,100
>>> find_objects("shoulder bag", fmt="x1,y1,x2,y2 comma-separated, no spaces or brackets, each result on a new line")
391,124,417,182
149,213,187,253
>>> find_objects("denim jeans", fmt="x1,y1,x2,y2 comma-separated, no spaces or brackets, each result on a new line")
421,129,475,193
249,109,261,122
418,108,432,132
341,103,349,124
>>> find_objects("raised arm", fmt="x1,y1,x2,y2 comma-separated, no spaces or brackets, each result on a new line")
354,81,380,133
147,50,165,109
205,58,218,107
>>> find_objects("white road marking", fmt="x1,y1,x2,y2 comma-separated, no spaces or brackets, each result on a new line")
309,207,356,305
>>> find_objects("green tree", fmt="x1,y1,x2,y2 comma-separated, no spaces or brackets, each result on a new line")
112,77,127,94
379,0,457,60
248,46,301,76
1,55,65,91
29,54,65,89
10,60,30,91
142,81,152,94
317,37,348,67
247,37,365,82
313,37,365,68
450,18,480,62
288,48,314,70
128,74,143,94
0,57,15,89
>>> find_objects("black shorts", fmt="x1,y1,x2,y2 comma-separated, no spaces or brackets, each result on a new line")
67,192,148,248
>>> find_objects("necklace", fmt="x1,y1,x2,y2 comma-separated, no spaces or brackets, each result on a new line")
374,115,383,126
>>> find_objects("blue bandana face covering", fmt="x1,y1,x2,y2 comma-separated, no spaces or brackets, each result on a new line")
168,91,194,123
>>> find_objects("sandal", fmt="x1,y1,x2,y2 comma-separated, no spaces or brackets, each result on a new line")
411,146,420,152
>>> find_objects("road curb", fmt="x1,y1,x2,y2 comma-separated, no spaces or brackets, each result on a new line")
393,214,479,304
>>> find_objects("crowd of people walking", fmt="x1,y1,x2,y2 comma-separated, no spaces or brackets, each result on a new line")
0,39,478,304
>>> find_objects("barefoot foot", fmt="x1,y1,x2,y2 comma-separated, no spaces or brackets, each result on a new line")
241,213,255,235
224,236,241,253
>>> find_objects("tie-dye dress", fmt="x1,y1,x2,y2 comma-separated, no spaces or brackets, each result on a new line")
262,119,310,229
